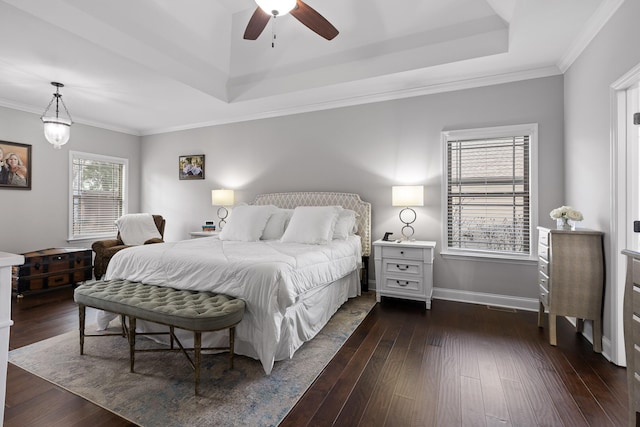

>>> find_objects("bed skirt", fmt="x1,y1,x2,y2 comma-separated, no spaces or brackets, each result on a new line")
109,270,361,373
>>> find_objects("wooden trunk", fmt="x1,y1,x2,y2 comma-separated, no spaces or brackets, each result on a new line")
11,248,92,297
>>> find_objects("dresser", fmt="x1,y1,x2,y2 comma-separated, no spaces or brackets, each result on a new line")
536,227,604,352
12,247,92,297
373,239,436,309
623,249,640,426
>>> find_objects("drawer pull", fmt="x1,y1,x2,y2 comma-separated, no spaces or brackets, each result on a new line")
54,255,64,261
396,280,409,287
400,251,404,255
53,277,64,283
396,264,409,271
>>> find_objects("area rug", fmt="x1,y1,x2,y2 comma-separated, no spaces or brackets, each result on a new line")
8,292,375,427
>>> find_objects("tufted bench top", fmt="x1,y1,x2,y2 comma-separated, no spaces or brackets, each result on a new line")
74,280,245,332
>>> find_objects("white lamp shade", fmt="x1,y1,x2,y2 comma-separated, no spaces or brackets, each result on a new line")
42,117,71,149
392,185,424,207
256,0,296,15
212,189,235,206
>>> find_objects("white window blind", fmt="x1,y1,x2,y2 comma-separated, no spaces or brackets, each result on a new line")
445,128,533,256
70,152,127,239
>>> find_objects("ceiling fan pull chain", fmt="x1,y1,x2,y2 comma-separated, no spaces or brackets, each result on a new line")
271,16,276,48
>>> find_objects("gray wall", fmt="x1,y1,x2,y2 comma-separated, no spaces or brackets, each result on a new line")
564,0,640,354
0,106,141,254
141,76,565,302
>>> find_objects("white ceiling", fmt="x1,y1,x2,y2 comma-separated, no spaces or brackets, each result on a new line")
0,0,621,136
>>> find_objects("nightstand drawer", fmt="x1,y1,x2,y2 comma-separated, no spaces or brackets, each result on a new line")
383,277,424,294
384,260,422,276
381,246,424,261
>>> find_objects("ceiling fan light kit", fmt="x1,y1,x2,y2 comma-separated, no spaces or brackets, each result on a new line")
244,0,339,43
256,0,296,16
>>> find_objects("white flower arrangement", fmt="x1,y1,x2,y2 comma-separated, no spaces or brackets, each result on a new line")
549,206,584,221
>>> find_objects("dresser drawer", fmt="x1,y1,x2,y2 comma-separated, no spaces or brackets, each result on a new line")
539,230,549,246
539,271,549,292
382,246,424,261
539,284,549,307
384,260,422,277
538,244,549,261
538,258,549,276
634,285,640,318
383,277,424,294
633,314,640,347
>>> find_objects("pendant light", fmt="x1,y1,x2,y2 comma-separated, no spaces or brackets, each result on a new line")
41,82,73,149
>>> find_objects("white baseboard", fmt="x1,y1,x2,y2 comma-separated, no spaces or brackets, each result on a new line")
368,280,538,311
432,287,539,312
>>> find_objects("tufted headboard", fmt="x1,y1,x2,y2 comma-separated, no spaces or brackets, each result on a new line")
252,192,372,257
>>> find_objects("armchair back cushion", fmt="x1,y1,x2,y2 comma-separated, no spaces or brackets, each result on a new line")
92,214,165,279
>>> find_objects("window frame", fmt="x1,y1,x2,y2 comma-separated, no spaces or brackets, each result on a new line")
68,151,129,241
440,124,538,262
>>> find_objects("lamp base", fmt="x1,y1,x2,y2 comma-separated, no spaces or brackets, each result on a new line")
217,206,229,230
399,207,417,240
400,224,415,240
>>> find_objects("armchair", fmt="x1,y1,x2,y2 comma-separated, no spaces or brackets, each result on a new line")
92,214,165,279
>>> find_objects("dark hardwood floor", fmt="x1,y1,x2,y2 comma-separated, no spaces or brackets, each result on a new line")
4,288,628,426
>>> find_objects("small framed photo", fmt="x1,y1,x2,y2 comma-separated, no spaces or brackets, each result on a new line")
0,140,31,190
179,154,205,180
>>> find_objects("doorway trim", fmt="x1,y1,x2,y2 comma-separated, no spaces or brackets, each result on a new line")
610,61,640,366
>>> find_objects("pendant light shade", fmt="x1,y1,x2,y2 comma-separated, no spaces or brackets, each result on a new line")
41,82,73,149
256,0,296,16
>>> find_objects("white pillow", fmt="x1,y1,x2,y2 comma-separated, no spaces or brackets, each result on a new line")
333,209,358,240
219,205,276,241
280,206,341,244
261,209,292,240
116,213,162,246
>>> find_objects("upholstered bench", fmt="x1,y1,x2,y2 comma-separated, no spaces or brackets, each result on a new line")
73,280,245,394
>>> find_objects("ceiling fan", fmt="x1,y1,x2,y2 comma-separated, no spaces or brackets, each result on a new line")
243,0,339,41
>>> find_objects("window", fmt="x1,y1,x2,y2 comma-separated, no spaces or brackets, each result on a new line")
69,151,128,240
442,124,538,259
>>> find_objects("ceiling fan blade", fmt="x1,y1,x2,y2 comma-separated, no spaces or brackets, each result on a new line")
290,0,339,40
244,7,271,40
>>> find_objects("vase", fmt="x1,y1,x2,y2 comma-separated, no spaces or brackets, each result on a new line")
556,217,571,230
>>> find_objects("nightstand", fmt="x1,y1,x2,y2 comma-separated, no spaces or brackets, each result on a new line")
373,239,436,309
189,231,219,239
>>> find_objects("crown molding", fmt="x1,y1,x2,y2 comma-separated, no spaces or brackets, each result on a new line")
557,0,624,73
142,65,561,136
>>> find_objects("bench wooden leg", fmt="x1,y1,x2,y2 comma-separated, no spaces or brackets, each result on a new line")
129,316,136,373
78,304,86,355
229,326,235,369
194,332,201,395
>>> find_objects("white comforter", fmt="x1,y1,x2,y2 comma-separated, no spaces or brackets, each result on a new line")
105,236,362,373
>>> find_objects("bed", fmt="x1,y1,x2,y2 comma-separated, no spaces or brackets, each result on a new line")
102,192,371,374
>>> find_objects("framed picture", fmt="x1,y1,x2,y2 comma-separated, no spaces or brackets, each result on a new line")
0,140,31,190
179,154,205,180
